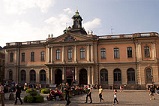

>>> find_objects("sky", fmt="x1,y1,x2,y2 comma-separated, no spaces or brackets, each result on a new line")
0,0,159,47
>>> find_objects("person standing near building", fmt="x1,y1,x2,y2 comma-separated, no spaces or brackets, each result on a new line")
113,89,119,105
98,85,104,102
149,85,155,100
64,83,71,105
0,83,5,106
14,84,23,105
85,85,92,103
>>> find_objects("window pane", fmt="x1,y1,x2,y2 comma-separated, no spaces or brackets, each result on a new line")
114,48,119,58
41,51,45,61
80,48,85,59
68,49,72,60
21,53,25,62
31,52,34,62
10,53,14,62
127,47,132,58
144,46,150,58
101,48,106,59
56,49,60,60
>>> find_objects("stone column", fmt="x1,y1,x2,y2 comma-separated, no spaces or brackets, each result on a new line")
136,43,142,61
47,47,51,63
91,67,94,85
91,45,93,62
75,67,77,81
87,67,91,84
51,47,53,63
36,70,39,83
74,45,77,62
62,46,65,62
87,45,90,61
26,70,30,83
152,43,156,60
62,67,65,82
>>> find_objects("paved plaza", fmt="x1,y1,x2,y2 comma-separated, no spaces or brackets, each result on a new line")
2,89,159,106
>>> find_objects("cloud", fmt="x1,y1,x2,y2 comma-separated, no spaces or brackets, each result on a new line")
83,18,101,31
63,8,74,14
0,8,102,47
3,0,54,14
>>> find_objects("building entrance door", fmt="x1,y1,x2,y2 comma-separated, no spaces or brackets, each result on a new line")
55,69,62,86
79,69,87,86
66,67,75,85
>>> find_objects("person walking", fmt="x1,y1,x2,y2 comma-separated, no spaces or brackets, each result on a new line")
98,85,104,102
113,89,119,105
0,83,5,106
64,83,71,105
14,84,23,105
149,85,155,100
85,85,92,103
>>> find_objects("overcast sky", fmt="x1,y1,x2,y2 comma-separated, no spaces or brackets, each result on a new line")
0,0,159,47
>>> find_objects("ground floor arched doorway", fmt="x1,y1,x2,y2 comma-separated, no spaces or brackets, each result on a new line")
79,68,87,86
55,69,62,86
66,67,74,85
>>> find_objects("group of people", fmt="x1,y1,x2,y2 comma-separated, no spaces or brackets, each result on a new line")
84,85,119,105
0,83,23,105
149,85,159,100
47,87,63,101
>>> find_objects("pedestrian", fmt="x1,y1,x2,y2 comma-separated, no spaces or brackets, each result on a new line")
0,82,5,106
14,84,23,105
149,85,155,100
113,89,119,105
64,83,71,105
156,86,159,95
120,85,123,92
98,85,104,102
85,85,92,103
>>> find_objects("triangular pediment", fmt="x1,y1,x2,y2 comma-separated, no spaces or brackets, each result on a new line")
48,33,95,43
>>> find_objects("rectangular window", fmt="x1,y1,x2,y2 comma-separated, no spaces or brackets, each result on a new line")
21,53,25,62
127,47,132,58
41,51,45,61
101,48,106,59
68,49,72,60
144,46,150,58
80,48,85,59
56,49,60,60
114,48,120,59
31,52,34,62
10,53,14,62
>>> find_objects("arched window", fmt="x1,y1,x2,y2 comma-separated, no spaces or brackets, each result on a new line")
114,69,121,84
30,70,36,83
40,70,46,83
127,68,135,84
100,69,108,84
21,70,26,82
80,48,85,59
146,68,152,83
9,70,13,80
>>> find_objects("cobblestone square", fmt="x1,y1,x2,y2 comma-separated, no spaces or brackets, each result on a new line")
2,89,159,106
